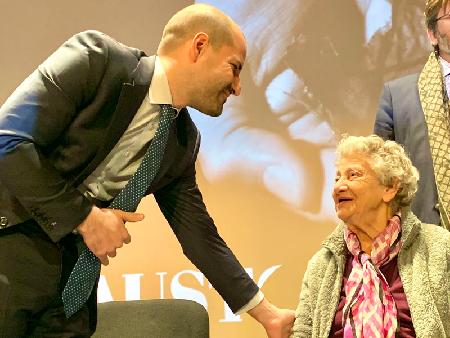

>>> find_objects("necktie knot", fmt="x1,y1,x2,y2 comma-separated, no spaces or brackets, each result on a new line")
159,104,177,120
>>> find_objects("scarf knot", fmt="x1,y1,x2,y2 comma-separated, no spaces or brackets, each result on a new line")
342,215,402,338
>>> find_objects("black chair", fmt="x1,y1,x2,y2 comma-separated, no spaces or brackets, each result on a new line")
91,299,209,338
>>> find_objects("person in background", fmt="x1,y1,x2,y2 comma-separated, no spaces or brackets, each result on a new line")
291,135,450,337
0,4,294,337
374,0,450,229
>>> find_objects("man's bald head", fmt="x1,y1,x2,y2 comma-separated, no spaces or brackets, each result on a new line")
157,4,242,55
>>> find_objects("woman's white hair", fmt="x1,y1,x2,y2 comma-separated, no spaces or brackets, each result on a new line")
336,134,419,212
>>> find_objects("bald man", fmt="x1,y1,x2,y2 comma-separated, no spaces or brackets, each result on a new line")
0,4,294,337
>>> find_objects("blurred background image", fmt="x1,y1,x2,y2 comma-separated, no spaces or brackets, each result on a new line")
0,0,430,336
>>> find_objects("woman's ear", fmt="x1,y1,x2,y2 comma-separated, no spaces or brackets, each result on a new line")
383,179,400,203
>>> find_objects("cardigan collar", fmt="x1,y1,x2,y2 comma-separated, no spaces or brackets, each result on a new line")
322,207,422,257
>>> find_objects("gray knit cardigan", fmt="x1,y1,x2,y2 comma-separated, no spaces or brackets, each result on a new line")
291,210,450,338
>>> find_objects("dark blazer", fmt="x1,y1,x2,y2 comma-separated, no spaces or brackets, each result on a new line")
374,73,441,225
0,30,258,312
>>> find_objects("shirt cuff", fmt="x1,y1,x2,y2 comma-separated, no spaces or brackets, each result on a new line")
234,290,265,315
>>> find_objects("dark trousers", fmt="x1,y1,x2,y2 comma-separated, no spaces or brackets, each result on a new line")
0,220,97,337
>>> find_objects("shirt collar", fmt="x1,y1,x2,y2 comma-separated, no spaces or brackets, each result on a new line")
440,56,450,77
148,56,174,106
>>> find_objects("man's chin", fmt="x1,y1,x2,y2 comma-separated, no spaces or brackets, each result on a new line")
197,105,223,117
211,109,223,117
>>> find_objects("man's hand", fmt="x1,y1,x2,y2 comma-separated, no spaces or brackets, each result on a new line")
248,298,295,338
77,206,144,265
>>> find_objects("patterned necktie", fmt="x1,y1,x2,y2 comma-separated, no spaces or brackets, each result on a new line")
62,105,177,317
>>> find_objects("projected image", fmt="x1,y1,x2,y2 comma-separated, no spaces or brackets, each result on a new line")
190,0,428,221
0,1,434,337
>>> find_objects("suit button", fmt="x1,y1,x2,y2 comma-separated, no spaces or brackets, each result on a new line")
435,203,440,210
0,216,8,228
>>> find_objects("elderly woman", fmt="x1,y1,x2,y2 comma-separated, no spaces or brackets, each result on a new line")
291,135,450,338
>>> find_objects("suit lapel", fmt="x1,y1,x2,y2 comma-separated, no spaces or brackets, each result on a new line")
73,83,149,186
72,56,157,186
96,83,149,163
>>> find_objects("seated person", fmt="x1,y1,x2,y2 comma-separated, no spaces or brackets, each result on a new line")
291,135,450,338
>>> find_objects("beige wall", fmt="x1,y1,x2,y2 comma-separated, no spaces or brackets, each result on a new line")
0,1,430,337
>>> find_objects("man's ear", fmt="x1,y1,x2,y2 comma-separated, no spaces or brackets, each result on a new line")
189,32,209,62
427,28,439,47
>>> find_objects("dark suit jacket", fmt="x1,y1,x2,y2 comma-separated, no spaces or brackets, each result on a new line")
374,73,441,225
0,30,258,312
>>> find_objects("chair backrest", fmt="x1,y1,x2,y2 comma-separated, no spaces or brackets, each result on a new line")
92,299,209,338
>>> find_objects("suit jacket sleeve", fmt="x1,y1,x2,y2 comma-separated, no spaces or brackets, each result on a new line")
154,156,260,313
0,31,114,241
374,82,395,140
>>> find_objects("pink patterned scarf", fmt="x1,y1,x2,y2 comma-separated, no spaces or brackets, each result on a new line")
342,215,402,338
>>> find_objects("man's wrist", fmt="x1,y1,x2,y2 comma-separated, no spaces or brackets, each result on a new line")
235,291,264,315
247,298,277,324
75,205,97,235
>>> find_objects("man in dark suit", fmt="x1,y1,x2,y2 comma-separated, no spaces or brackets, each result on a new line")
374,0,450,229
0,4,294,337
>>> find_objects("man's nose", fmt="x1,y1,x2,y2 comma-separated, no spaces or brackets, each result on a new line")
231,77,241,96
